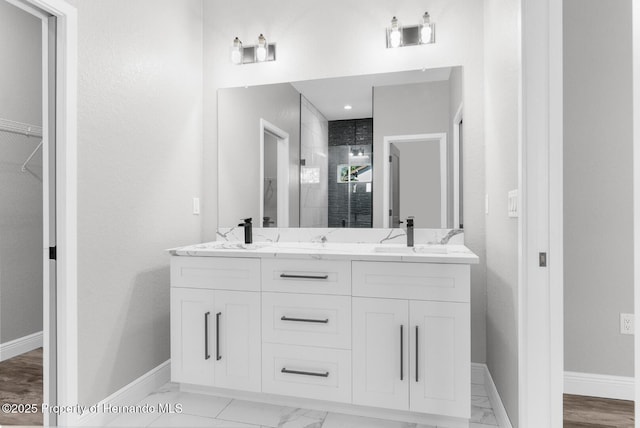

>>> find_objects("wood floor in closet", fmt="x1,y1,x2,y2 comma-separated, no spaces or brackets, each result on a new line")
564,394,634,428
0,347,42,426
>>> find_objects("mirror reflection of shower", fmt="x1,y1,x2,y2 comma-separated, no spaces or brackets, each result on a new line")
328,119,373,228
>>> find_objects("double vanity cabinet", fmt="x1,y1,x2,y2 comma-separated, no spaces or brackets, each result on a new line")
170,240,478,424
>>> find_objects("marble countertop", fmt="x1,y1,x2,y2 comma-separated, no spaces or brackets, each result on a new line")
168,241,479,264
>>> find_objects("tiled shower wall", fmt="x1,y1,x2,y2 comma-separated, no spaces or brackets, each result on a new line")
328,119,373,228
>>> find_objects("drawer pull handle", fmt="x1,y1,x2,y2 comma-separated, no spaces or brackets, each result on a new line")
281,368,329,377
280,316,329,324
204,312,210,360
280,273,329,280
216,312,222,361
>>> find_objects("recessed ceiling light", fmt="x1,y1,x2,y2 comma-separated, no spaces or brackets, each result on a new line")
344,105,352,110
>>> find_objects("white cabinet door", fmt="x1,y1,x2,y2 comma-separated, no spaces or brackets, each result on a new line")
170,288,215,386
352,297,409,410
213,290,261,392
409,300,470,418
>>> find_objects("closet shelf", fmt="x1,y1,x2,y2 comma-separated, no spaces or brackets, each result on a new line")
0,118,43,138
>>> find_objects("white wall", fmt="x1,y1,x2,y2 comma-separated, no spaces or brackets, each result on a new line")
203,0,487,364
0,0,43,345
300,96,328,228
217,83,300,227
484,0,520,424
70,0,204,407
564,0,634,377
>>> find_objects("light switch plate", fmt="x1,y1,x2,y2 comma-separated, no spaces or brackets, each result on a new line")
192,197,200,215
508,189,518,218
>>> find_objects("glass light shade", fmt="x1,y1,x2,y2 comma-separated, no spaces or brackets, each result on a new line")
256,34,267,62
420,12,433,44
231,37,243,64
389,16,402,48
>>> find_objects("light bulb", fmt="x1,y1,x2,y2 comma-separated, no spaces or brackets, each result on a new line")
389,16,401,48
420,12,433,44
231,37,243,64
256,34,267,62
421,26,432,43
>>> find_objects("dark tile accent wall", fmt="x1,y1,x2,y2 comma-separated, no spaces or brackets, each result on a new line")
328,119,373,228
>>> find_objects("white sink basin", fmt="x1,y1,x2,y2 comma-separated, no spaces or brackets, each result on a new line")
373,244,448,254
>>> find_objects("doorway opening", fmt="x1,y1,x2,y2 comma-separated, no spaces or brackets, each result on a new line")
260,118,290,228
382,133,448,229
0,0,77,426
0,0,55,425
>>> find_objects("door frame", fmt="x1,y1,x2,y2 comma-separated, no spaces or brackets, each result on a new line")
8,0,78,426
382,133,448,228
259,118,290,227
519,0,564,426
452,103,463,229
632,0,640,419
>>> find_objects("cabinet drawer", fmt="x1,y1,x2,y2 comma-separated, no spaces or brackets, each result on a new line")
352,262,470,303
262,293,351,349
262,343,351,403
262,259,351,295
171,256,260,291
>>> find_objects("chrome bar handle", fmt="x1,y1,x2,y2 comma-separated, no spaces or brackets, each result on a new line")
204,312,210,360
400,325,404,381
415,325,419,382
281,368,329,377
281,316,329,324
280,273,329,280
216,312,222,361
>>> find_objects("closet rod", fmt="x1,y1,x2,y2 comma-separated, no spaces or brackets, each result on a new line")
0,118,43,138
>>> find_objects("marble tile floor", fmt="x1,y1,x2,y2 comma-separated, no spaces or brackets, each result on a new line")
107,379,500,428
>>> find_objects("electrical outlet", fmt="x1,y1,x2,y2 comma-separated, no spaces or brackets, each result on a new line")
620,313,634,335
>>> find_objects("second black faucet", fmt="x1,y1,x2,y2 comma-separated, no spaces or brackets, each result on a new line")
238,218,253,244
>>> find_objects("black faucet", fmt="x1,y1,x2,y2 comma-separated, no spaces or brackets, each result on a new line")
406,216,414,247
238,218,253,244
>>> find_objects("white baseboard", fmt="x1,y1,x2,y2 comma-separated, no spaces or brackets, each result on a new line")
0,331,43,362
77,360,170,427
564,371,635,401
472,363,513,428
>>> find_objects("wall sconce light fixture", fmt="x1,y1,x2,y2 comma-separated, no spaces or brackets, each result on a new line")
386,12,435,48
231,34,277,64
231,37,243,64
